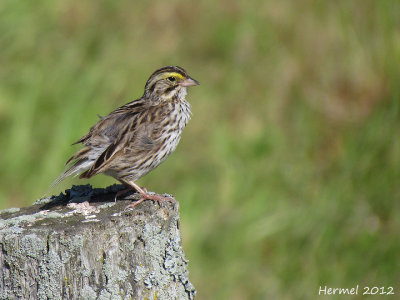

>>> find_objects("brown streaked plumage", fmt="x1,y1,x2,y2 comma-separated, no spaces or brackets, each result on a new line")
53,66,199,207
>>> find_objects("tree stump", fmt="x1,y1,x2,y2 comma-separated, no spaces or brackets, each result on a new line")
0,185,196,299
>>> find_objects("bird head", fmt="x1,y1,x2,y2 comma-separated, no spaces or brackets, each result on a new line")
144,66,199,102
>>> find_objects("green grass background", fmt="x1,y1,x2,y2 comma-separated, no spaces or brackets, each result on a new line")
1,1,399,299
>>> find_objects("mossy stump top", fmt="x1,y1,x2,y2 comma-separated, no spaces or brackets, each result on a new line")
0,184,195,300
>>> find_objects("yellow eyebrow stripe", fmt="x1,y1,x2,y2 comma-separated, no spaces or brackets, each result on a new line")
162,72,185,80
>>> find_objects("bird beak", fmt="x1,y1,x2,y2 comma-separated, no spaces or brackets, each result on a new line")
179,76,200,87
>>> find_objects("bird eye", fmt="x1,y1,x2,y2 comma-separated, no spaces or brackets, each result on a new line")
168,76,176,82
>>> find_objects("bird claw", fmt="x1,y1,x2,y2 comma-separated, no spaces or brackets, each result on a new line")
125,193,175,210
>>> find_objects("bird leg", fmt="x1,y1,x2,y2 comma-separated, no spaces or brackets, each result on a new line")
125,180,175,209
114,179,135,202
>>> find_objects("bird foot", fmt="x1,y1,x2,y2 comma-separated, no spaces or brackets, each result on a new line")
126,192,176,209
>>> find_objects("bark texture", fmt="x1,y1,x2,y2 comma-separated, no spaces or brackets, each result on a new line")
0,184,196,299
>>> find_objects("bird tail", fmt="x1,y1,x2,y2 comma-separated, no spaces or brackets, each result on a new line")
49,159,88,189
42,147,94,197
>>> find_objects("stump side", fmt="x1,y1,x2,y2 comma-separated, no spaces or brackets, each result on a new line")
0,185,196,300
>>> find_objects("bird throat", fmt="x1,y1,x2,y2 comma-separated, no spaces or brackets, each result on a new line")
160,86,187,103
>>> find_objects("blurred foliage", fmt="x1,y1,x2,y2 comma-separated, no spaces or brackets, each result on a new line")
1,0,399,299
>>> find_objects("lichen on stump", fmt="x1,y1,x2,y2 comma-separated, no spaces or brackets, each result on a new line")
0,184,196,299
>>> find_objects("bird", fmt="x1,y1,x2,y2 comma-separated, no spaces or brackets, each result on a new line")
52,66,199,208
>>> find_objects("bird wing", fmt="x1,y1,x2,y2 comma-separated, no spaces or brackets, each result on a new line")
51,98,150,186
76,99,161,179
79,121,157,179
72,98,149,146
